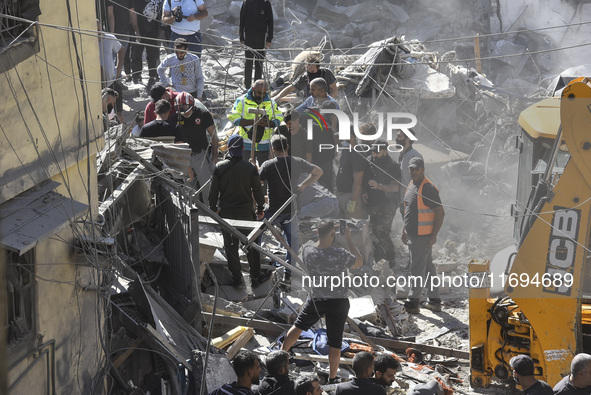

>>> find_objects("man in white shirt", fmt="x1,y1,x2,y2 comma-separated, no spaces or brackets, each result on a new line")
162,0,209,57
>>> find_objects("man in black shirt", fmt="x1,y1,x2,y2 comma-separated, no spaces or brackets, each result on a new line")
373,354,400,389
239,0,273,89
139,99,179,139
335,352,386,395
273,110,306,158
209,350,260,395
554,353,591,394
509,355,553,395
108,0,140,82
130,0,160,86
402,157,444,314
258,350,296,395
363,139,400,271
259,135,322,273
174,92,218,202
209,135,265,287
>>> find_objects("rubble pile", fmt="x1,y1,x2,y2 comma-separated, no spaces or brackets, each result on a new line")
102,0,591,393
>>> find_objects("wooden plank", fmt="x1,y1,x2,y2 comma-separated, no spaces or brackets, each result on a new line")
202,312,289,334
377,302,400,338
112,338,143,368
226,328,255,360
365,336,469,360
198,216,265,231
474,34,482,73
201,312,469,359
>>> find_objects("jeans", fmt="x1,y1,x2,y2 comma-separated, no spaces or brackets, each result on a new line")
300,196,339,219
265,211,299,271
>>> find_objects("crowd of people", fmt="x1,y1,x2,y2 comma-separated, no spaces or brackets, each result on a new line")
208,349,401,395
98,0,446,391
94,1,591,394
98,0,446,339
208,349,591,394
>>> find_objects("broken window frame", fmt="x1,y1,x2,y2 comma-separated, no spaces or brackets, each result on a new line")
5,249,36,350
0,0,41,73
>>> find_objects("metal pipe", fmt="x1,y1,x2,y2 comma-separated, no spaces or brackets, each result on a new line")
200,263,219,395
8,340,55,394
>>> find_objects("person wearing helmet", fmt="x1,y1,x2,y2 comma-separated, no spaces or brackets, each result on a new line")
174,92,218,202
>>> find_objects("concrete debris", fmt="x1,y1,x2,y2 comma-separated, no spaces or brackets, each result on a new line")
336,36,455,98
92,1,591,393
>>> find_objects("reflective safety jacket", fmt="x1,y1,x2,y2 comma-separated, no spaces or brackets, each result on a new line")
227,89,283,152
408,176,438,236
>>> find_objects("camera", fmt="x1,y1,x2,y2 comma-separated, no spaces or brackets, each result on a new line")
173,6,183,22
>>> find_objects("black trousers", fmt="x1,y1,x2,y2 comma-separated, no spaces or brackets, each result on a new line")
244,31,267,89
131,29,160,79
220,208,260,280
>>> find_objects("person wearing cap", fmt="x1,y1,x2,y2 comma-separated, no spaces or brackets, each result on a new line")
509,355,553,394
402,157,444,314
157,38,205,100
395,128,422,215
228,80,283,166
273,53,338,101
209,135,265,287
239,0,274,89
362,138,401,271
144,83,179,125
554,353,591,394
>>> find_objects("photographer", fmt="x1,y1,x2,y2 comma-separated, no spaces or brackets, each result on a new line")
162,0,209,57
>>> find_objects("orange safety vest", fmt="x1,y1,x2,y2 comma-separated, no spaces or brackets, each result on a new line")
406,177,439,236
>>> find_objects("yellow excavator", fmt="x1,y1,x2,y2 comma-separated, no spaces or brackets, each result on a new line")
469,77,591,388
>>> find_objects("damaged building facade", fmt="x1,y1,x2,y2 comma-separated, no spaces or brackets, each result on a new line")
1,0,591,394
0,0,106,393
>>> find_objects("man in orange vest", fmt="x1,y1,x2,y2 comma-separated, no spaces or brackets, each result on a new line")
401,157,445,314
